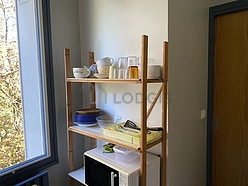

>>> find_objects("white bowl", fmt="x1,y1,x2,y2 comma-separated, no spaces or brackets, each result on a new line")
147,65,161,79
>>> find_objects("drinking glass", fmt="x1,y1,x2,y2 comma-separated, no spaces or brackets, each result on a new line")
118,57,128,69
117,57,128,79
127,56,138,79
127,56,138,67
118,68,128,79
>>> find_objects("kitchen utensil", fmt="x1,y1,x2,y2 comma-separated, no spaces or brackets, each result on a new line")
124,120,163,132
117,57,128,79
108,66,116,79
76,108,101,115
94,73,109,79
118,57,128,69
127,56,138,67
118,68,128,79
96,115,122,128
74,112,101,125
96,57,114,66
88,63,98,76
74,123,98,127
128,66,138,79
127,56,139,79
102,143,115,153
73,66,91,78
117,125,139,135
124,120,151,134
113,145,139,163
147,65,161,79
97,65,110,74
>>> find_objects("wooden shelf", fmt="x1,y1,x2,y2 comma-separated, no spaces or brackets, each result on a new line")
64,35,168,186
69,125,162,152
67,77,165,84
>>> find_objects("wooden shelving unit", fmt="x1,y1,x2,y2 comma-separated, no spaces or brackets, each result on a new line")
67,78,164,84
64,35,168,186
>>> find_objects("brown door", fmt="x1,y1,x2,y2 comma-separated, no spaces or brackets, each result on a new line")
211,9,248,186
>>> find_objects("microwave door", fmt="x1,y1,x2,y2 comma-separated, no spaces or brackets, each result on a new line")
111,172,118,186
85,155,119,186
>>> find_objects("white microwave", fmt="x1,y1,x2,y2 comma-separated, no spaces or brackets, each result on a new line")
84,147,160,186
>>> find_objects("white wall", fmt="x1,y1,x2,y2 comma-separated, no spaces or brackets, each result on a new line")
47,0,84,185
79,0,168,62
168,0,208,185
79,0,207,186
79,0,168,152
168,0,235,185
78,0,208,186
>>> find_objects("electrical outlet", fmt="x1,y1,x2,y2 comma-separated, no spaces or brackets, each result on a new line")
201,109,206,120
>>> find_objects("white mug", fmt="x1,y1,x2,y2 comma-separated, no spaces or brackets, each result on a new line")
72,66,91,78
96,57,114,66
97,65,109,74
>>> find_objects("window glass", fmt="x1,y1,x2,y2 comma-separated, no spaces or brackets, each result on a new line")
0,0,57,184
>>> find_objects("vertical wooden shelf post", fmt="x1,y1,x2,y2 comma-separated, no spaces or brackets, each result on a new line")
140,35,148,186
88,51,96,148
64,48,74,186
88,52,96,109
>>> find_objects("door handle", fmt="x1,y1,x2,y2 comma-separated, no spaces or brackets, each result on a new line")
213,118,218,130
111,172,117,186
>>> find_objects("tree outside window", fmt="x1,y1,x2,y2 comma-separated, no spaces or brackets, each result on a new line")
0,0,24,170
0,2,58,184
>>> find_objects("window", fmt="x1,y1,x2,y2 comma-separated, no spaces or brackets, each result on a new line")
0,0,58,185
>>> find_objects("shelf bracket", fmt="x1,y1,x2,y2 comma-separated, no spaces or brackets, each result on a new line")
147,84,163,118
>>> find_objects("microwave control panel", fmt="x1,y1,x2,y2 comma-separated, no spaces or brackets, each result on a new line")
119,172,139,186
119,173,129,186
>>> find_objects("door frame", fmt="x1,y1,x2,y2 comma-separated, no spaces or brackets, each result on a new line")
207,1,248,186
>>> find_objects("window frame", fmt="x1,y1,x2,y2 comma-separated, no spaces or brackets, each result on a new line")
0,0,58,185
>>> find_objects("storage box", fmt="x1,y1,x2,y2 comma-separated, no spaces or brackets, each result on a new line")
113,146,139,163
102,122,139,144
102,123,162,145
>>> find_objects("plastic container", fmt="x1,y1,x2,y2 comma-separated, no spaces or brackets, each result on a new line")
113,146,139,163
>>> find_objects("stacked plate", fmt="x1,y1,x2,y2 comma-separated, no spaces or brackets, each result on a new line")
74,108,101,127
